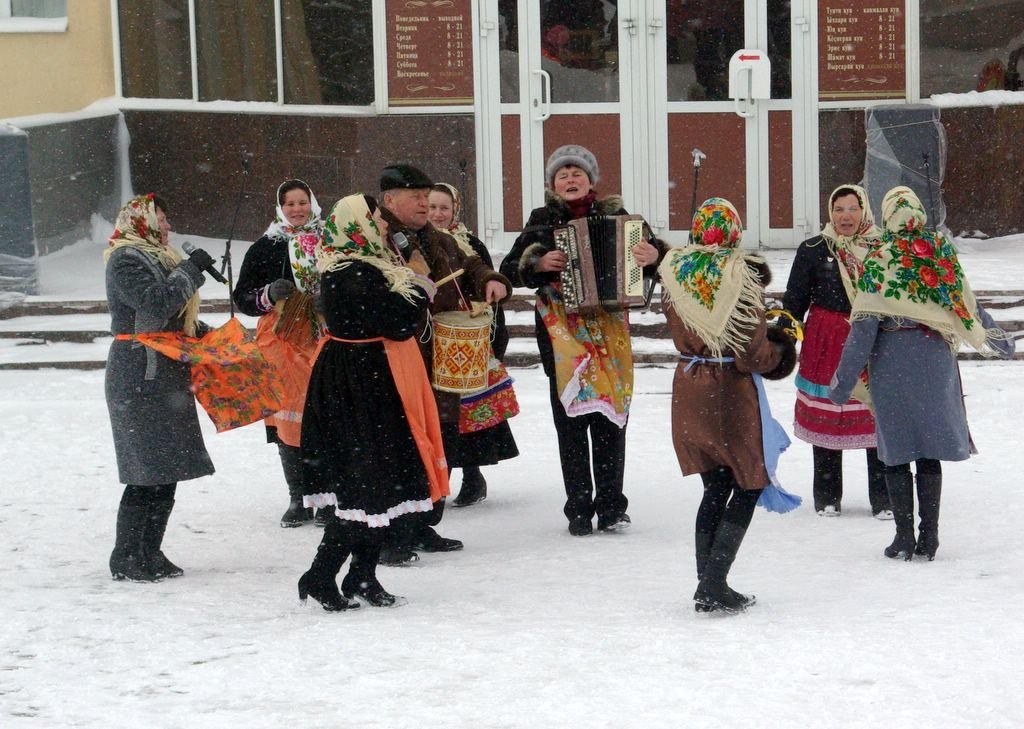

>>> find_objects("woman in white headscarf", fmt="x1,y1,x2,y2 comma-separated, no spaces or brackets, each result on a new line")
830,186,1015,561
782,185,890,519
233,179,327,527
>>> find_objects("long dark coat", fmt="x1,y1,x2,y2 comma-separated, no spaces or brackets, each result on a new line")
300,261,433,521
104,247,214,485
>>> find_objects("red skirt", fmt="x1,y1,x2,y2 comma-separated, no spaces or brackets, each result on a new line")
793,305,876,449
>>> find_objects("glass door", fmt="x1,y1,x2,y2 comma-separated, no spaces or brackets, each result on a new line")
477,1,808,250
488,0,642,243
653,0,804,247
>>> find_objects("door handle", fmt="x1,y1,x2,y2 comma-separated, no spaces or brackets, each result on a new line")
533,69,551,121
733,68,755,118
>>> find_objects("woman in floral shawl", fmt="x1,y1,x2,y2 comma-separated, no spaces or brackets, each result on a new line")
297,193,447,611
782,184,890,519
233,179,327,527
829,186,1015,561
659,197,796,613
104,194,214,582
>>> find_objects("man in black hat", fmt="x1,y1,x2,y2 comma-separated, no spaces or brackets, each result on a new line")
377,163,513,565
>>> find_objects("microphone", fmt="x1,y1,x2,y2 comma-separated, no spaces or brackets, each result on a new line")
241,152,253,171
182,242,228,284
392,232,410,251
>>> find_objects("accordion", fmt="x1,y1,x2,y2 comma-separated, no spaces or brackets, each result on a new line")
552,214,648,313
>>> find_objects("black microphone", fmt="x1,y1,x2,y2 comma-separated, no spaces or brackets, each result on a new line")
182,242,228,284
241,152,253,172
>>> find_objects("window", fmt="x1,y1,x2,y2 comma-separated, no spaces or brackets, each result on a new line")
283,0,374,105
920,1,1024,95
0,0,68,32
116,0,375,106
119,0,192,99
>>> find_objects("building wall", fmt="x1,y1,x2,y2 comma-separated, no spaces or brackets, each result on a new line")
0,2,114,118
122,111,478,243
819,106,1023,237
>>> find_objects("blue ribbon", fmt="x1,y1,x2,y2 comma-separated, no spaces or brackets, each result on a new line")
678,354,736,373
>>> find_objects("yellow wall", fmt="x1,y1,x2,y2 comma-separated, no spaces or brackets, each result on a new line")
0,1,114,118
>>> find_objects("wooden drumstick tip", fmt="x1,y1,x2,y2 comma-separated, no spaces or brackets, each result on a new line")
433,268,465,288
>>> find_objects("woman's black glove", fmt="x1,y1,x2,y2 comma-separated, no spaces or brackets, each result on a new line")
268,278,296,303
186,247,216,273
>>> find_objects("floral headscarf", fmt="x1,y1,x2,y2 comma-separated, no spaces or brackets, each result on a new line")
852,186,1004,355
104,193,200,336
820,184,882,305
658,197,765,358
316,194,422,303
432,182,476,258
264,179,324,294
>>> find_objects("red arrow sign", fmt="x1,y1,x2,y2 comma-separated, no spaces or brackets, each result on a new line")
738,54,761,61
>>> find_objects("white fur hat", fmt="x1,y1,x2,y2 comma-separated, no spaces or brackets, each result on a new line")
545,145,600,187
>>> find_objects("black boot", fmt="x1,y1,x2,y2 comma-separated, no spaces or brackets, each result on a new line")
867,449,893,518
279,444,314,527
412,525,464,552
883,470,916,560
453,466,488,507
110,487,159,582
694,530,715,613
298,523,360,612
914,473,942,560
342,544,406,607
693,522,755,613
145,494,184,579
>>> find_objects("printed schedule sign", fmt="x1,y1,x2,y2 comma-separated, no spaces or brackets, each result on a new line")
387,0,473,106
819,2,906,101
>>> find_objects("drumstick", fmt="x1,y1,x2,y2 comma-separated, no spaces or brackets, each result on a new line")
433,268,465,288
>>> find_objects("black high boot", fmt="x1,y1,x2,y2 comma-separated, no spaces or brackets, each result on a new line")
342,543,407,608
145,494,184,578
866,449,893,518
883,470,916,560
914,473,942,560
298,522,361,612
694,530,716,614
110,487,159,582
453,466,488,507
693,522,755,613
279,443,313,527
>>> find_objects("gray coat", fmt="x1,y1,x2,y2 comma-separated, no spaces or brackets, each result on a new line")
829,304,1014,466
104,247,215,485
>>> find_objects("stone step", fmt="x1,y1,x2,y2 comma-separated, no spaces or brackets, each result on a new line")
2,292,1022,369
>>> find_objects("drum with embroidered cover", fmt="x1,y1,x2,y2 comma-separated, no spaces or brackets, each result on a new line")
431,309,493,394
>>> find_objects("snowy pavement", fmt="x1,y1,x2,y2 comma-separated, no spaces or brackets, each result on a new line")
1,361,1023,728
1,227,1023,727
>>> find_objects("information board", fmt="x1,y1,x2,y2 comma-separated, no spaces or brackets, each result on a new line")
387,0,473,106
819,2,906,101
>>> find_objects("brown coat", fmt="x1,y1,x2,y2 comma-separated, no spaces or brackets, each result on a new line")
381,208,512,423
667,308,785,490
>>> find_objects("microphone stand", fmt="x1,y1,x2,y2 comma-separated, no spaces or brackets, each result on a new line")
922,152,937,233
221,153,252,319
688,148,707,241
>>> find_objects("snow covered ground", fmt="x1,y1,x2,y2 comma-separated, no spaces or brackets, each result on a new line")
1,229,1023,728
